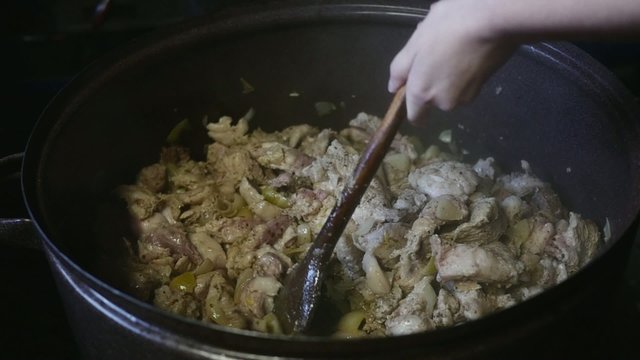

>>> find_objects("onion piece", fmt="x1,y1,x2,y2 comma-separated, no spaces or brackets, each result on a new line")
362,252,391,295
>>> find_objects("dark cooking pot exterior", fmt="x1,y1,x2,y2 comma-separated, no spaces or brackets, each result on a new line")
18,1,640,359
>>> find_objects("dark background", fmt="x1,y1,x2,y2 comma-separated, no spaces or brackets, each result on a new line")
1,1,639,359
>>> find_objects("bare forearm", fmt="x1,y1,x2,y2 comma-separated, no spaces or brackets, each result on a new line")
484,0,640,41
389,0,640,121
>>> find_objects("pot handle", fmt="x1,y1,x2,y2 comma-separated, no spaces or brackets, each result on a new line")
0,153,42,251
0,218,41,250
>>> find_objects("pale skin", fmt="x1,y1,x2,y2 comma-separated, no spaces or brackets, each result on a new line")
389,0,640,124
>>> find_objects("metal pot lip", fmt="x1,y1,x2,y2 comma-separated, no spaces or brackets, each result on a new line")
20,0,640,352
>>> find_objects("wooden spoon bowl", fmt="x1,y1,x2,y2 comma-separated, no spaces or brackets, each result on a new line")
274,86,407,334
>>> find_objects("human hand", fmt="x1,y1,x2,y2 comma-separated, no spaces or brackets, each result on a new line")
388,0,517,124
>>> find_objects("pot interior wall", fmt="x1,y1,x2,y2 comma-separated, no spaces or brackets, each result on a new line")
29,9,640,321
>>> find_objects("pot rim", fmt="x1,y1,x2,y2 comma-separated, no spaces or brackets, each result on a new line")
21,0,640,355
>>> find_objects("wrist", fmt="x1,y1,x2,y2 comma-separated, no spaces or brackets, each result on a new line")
473,0,513,42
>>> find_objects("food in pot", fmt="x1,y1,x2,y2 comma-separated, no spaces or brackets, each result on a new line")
117,112,601,337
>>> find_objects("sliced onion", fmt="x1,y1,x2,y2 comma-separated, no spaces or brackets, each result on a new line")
362,252,391,295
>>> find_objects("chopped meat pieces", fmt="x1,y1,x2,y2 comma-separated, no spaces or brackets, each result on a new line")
116,112,602,337
431,236,523,285
409,161,480,198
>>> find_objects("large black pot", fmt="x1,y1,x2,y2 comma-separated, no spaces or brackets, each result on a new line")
10,1,640,359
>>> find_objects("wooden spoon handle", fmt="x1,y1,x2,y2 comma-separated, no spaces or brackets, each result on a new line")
312,85,407,266
278,86,406,334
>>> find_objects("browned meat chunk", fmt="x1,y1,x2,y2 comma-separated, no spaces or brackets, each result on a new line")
143,225,202,264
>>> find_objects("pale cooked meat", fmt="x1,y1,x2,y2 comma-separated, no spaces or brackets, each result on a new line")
409,161,480,198
354,223,408,255
530,186,567,221
445,282,515,321
394,258,432,291
268,172,292,188
176,184,214,206
207,143,265,186
446,282,486,320
126,261,172,301
167,160,208,190
259,215,293,246
431,235,523,285
521,215,556,257
370,223,409,269
392,195,467,288
192,218,256,248
154,285,200,319
440,197,507,244
344,113,419,162
351,179,400,232
117,112,603,337
236,276,282,318
548,212,601,273
347,112,382,134
393,188,428,215
202,271,248,328
137,241,172,263
500,195,531,222
223,216,291,279
340,126,371,146
249,142,313,173
137,163,167,192
382,152,413,190
359,282,404,334
301,140,358,191
390,135,419,163
432,288,461,327
254,251,289,278
118,185,158,220
299,128,336,157
302,137,399,230
385,277,436,335
280,124,319,148
400,195,468,257
287,188,327,221
528,256,568,288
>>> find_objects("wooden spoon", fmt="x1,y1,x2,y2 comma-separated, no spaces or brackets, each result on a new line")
274,86,407,334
